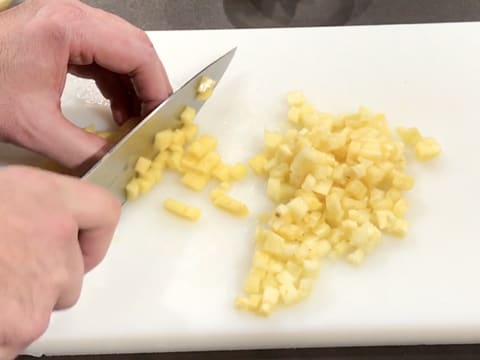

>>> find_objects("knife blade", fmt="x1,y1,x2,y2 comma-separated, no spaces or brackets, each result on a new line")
82,48,236,204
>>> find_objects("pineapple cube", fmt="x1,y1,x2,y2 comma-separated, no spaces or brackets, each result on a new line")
195,151,221,175
387,218,408,237
253,251,271,270
163,198,201,221
415,137,441,161
249,154,268,175
125,179,140,201
288,107,301,124
134,156,152,176
154,130,174,152
276,270,296,285
212,163,231,182
287,91,306,107
230,164,248,180
279,284,299,305
181,172,210,191
183,124,199,143
313,179,333,196
267,178,295,203
302,174,317,191
263,231,286,256
264,131,283,156
196,76,216,100
171,129,186,147
263,286,280,306
187,135,217,159
180,106,196,124
247,294,262,311
287,196,309,219
392,171,415,191
325,193,344,226
393,198,408,217
286,261,303,278
314,223,331,239
317,240,332,257
153,151,169,169
345,179,368,200
166,151,183,172
210,190,249,217
137,177,154,194
374,210,396,230
346,248,365,265
397,127,422,145
244,269,264,293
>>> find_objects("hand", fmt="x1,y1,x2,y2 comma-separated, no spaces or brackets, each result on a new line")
0,0,172,170
0,166,121,359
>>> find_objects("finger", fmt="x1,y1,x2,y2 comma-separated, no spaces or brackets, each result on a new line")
51,174,121,273
54,234,84,310
68,6,172,115
27,105,108,169
69,64,140,125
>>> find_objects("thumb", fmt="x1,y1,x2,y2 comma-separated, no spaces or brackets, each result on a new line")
31,110,108,170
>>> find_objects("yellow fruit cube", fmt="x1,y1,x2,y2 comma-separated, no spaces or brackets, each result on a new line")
264,131,283,156
181,172,210,191
196,76,216,100
134,156,152,176
279,284,299,305
244,269,265,293
172,129,186,147
166,151,184,172
154,130,173,152
287,91,306,107
210,190,249,217
180,106,196,124
125,179,140,201
153,151,168,168
230,164,248,180
249,154,268,175
163,198,201,221
137,176,154,194
415,137,441,161
287,196,309,219
288,107,301,124
346,248,365,265
183,124,199,143
397,127,422,145
393,198,408,217
187,135,217,159
345,179,368,200
263,286,280,306
195,151,221,175
212,163,231,182
392,171,415,191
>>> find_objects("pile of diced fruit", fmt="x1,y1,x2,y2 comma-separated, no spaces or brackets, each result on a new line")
95,79,442,317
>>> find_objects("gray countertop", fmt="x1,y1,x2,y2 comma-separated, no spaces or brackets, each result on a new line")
15,0,480,359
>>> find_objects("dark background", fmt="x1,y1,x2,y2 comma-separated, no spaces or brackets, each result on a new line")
16,0,480,359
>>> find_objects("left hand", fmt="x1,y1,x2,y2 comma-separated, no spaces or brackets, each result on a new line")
0,0,172,170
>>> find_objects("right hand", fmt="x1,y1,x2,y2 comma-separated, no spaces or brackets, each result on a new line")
0,166,121,359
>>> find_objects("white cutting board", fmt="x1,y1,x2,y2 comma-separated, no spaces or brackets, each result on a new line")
8,23,480,356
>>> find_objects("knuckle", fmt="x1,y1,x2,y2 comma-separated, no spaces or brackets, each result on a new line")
31,0,87,43
20,312,50,347
49,213,78,242
137,30,154,48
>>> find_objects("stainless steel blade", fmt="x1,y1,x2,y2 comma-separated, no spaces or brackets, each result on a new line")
82,48,236,203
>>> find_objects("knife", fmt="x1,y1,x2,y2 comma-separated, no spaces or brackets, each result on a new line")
82,48,236,204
